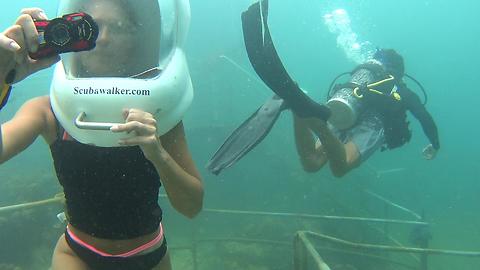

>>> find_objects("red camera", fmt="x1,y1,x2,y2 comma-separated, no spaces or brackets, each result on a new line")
31,12,99,59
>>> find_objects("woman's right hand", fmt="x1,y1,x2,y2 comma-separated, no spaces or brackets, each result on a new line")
0,8,60,84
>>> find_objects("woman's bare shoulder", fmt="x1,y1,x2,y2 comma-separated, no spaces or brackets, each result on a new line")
18,95,57,141
20,95,51,110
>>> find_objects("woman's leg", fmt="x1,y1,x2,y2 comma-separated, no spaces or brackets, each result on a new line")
51,234,90,270
151,250,172,270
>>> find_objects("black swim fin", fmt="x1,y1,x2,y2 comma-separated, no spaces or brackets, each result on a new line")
241,0,331,121
206,95,287,175
206,0,330,175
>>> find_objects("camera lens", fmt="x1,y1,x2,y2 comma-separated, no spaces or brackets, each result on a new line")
50,24,71,46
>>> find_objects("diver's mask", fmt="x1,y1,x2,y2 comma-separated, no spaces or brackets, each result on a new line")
50,0,193,147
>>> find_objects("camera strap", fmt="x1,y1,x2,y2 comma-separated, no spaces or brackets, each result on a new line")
0,82,12,111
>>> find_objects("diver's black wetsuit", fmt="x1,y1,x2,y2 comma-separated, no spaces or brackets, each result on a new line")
398,83,440,150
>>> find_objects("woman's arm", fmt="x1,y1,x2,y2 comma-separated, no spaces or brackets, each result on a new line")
1,96,54,164
1,8,60,163
111,109,203,218
153,122,203,218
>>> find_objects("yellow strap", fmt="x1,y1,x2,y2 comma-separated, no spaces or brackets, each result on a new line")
1,83,12,110
368,88,385,95
353,87,363,98
367,75,395,88
1,83,9,100
351,75,402,100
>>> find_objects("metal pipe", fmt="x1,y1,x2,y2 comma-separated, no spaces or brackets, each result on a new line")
195,237,289,246
0,193,64,214
219,54,269,96
364,189,422,220
296,233,332,270
302,231,480,257
0,193,168,215
203,208,429,226
297,231,418,270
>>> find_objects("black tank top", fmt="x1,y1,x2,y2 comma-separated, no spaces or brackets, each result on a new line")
50,127,162,239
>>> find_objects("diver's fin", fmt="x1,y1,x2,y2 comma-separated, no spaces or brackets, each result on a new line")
241,0,331,121
207,95,287,175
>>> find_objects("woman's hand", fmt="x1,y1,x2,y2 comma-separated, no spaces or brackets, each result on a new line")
0,8,59,84
113,109,204,218
110,108,164,162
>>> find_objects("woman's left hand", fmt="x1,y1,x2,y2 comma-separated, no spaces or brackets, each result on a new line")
110,108,164,162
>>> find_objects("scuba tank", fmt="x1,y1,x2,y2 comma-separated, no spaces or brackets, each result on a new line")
327,61,399,130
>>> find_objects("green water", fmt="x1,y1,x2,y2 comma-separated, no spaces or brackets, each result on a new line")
1,0,479,269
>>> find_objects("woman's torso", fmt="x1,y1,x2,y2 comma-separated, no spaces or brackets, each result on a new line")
40,97,163,252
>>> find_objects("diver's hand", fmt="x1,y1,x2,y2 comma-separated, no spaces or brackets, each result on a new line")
422,144,437,160
110,109,165,162
0,8,59,84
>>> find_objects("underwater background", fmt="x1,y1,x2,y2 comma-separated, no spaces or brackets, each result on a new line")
0,0,479,269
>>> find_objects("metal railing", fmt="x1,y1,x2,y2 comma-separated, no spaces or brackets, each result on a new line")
293,230,480,270
3,193,480,270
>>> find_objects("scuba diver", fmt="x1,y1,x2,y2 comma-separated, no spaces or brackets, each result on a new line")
1,1,203,269
294,48,440,177
207,0,439,177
